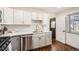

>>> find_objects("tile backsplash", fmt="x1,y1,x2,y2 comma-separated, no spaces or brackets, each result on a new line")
5,25,33,33
32,20,43,32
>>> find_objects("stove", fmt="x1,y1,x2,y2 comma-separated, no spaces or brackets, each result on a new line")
0,37,11,51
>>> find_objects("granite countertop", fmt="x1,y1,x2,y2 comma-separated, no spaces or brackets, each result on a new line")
0,31,51,38
0,32,33,38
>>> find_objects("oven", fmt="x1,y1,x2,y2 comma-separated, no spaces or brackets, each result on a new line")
0,37,11,51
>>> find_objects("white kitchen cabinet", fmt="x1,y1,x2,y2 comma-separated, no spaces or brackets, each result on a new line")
32,34,40,49
23,11,32,25
32,32,52,49
32,12,43,20
0,7,4,24
37,13,43,20
45,32,52,45
66,33,79,49
14,9,23,24
42,13,50,31
32,33,45,49
39,33,46,47
3,8,13,24
32,12,37,20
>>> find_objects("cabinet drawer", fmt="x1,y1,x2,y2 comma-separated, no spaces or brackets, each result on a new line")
45,32,52,45
32,37,40,49
39,36,46,47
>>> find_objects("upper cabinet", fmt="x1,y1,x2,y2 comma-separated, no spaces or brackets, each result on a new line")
14,9,23,24
0,7,50,26
3,8,13,24
0,8,3,24
32,12,43,20
23,11,32,25
42,13,50,31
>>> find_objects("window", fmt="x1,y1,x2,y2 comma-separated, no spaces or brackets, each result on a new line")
67,13,79,33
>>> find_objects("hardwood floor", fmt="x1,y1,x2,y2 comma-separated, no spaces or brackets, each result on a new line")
51,41,79,51
30,41,79,51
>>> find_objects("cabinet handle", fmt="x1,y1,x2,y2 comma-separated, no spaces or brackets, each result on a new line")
63,30,65,32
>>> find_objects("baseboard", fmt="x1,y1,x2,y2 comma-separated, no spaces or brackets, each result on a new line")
56,40,65,44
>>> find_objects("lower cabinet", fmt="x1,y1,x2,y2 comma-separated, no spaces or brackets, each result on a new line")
39,33,46,47
66,33,79,49
32,34,40,49
10,36,21,51
32,32,52,49
45,32,52,45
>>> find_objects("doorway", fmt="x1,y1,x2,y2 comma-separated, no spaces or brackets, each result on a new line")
50,17,56,43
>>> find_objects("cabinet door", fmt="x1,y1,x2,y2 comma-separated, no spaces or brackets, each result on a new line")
39,33,46,47
4,8,13,24
32,12,37,20
43,14,50,31
14,9,23,24
32,34,40,49
37,13,43,20
66,33,79,49
40,36,46,47
0,8,4,23
32,12,43,20
23,11,32,25
45,32,52,45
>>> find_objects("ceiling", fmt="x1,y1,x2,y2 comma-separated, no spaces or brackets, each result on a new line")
13,7,72,14
34,7,71,13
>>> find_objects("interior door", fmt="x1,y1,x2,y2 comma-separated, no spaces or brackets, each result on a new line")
50,18,56,43
56,15,66,43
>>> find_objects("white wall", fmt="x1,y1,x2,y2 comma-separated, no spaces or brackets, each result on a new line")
56,7,79,48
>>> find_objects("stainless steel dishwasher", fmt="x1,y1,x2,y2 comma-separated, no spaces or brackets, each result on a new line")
11,36,21,51
21,34,32,51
